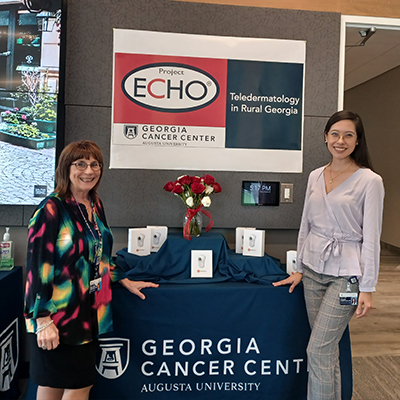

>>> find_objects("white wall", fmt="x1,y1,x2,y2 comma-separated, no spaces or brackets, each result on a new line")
345,65,400,248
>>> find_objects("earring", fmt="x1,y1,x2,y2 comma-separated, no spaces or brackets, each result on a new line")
356,143,358,145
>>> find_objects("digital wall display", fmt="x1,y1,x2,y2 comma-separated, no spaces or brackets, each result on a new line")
0,0,63,205
241,181,280,206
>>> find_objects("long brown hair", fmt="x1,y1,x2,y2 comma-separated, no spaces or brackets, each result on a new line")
54,140,104,199
324,110,373,170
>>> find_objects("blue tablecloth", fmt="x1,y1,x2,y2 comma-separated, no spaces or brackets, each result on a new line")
115,232,287,284
89,233,352,400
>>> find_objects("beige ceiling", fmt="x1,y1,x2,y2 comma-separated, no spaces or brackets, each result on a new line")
345,25,400,90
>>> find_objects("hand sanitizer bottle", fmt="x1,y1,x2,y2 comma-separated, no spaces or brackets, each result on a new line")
0,227,14,270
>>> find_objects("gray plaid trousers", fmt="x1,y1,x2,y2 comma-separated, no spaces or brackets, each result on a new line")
303,266,358,400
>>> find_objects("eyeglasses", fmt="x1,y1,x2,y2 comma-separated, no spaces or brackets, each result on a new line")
327,131,356,140
71,161,102,171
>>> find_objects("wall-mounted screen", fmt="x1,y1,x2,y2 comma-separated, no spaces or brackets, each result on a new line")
241,181,280,206
0,0,64,205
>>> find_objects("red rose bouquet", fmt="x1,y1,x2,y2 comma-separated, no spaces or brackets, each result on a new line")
163,174,222,240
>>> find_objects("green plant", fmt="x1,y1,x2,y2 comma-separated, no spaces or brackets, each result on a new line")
1,108,28,124
20,106,32,115
32,95,57,121
6,123,49,139
11,70,57,121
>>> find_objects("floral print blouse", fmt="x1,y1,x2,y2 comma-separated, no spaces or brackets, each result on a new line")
24,193,123,345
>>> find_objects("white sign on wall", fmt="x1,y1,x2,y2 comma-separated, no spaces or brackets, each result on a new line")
111,29,305,172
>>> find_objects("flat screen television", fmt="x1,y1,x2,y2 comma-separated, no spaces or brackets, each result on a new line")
241,181,280,206
0,0,65,205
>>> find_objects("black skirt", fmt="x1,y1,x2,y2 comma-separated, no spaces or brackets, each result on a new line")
28,334,98,389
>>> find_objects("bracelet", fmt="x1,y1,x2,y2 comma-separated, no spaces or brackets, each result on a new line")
36,320,54,334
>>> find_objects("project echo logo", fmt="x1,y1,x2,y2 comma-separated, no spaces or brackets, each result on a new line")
121,63,220,113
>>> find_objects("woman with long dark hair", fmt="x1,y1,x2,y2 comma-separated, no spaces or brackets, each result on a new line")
273,110,384,399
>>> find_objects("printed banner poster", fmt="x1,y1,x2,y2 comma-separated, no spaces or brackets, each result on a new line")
111,29,306,172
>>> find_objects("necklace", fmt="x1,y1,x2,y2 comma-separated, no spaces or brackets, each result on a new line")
327,162,353,184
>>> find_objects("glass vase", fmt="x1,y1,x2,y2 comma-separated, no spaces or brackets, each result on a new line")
183,210,203,237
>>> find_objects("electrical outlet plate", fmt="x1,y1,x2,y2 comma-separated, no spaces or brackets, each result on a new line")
280,183,293,203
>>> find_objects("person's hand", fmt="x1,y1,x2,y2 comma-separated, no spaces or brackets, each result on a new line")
119,278,159,300
356,292,373,318
272,272,303,293
36,317,59,351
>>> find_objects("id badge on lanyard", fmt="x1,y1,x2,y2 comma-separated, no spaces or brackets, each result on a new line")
339,276,358,305
75,198,104,294
89,277,102,294
89,247,102,294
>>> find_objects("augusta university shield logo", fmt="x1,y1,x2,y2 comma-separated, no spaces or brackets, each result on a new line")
124,125,138,139
96,338,130,379
0,318,19,392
